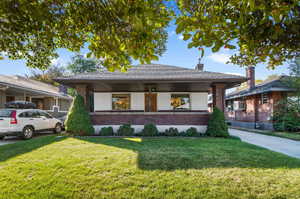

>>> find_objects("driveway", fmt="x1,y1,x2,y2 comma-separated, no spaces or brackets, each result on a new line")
230,128,300,159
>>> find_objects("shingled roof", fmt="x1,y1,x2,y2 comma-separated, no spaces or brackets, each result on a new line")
55,64,246,83
0,75,72,99
226,75,294,100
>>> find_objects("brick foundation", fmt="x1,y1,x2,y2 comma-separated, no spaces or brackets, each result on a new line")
91,113,209,125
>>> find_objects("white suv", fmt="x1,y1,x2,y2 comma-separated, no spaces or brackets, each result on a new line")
0,109,63,139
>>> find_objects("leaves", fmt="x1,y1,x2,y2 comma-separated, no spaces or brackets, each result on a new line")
0,0,171,71
176,0,300,68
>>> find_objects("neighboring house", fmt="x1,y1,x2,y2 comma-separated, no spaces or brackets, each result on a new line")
55,64,246,132
225,67,294,130
0,75,72,116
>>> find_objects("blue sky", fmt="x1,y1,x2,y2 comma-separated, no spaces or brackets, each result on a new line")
0,26,289,80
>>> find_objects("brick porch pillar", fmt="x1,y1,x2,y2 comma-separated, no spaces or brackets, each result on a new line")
75,84,87,104
212,83,226,112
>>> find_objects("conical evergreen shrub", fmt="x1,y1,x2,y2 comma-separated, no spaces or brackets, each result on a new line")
205,107,229,137
65,95,95,135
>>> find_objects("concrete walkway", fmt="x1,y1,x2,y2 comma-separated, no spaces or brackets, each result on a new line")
230,128,300,159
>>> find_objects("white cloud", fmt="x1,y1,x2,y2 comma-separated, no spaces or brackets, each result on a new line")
178,34,184,40
208,53,231,64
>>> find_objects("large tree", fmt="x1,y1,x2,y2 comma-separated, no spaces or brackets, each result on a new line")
176,0,300,68
27,65,66,86
66,54,99,74
1,1,299,70
0,0,170,70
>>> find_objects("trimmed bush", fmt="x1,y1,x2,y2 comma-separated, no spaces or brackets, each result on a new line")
117,124,134,136
185,127,198,137
65,95,95,136
99,127,114,136
205,107,229,138
164,127,179,136
141,123,159,136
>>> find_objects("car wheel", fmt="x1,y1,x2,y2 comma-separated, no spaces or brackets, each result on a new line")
54,123,62,134
22,126,34,140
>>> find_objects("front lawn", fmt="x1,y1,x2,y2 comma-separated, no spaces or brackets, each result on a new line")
0,136,300,199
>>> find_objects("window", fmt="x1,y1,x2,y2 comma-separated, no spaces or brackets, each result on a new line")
19,111,37,118
171,94,190,110
261,93,269,104
112,94,130,110
226,100,234,111
39,111,53,118
234,100,246,111
0,110,13,118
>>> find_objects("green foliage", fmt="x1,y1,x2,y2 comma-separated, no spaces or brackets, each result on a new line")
99,127,114,136
141,123,159,136
176,0,300,68
67,54,99,74
184,127,199,137
164,127,179,136
65,95,95,136
117,124,134,136
273,57,300,132
273,100,300,132
205,108,229,138
26,65,66,86
0,1,170,70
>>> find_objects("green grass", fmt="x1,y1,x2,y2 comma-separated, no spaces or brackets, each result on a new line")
0,136,300,199
231,126,300,141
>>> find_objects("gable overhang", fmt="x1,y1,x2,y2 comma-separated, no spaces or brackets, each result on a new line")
55,78,245,93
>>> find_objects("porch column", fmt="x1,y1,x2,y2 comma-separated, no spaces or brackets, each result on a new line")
212,83,226,112
75,84,87,103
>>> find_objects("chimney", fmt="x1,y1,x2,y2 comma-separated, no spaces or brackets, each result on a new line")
195,63,204,71
195,57,204,71
246,66,255,89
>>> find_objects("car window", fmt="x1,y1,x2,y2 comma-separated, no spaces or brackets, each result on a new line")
0,110,13,118
31,111,41,118
39,111,53,118
19,111,35,118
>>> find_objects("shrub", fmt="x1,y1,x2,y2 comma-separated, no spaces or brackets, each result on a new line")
205,107,229,138
99,127,114,136
65,95,95,136
164,127,179,136
141,123,159,136
185,127,198,137
273,100,300,132
117,124,134,136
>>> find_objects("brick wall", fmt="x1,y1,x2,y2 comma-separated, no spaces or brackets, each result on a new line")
91,113,209,125
226,91,285,123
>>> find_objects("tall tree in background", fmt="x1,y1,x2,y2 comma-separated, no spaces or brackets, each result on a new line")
176,0,300,68
67,55,99,74
27,65,66,86
0,0,170,70
286,56,300,104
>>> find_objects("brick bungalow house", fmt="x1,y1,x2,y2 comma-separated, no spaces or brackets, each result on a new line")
225,67,294,130
55,64,246,132
0,75,72,115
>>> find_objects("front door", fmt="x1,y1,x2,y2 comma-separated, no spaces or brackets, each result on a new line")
145,93,157,112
